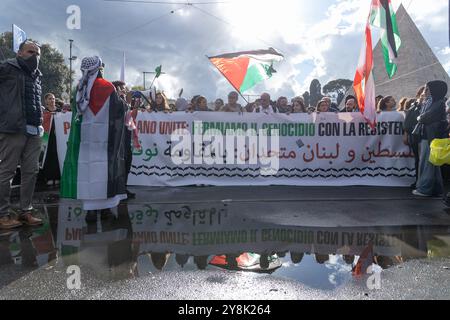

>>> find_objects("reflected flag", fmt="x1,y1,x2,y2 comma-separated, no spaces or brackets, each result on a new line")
352,241,374,277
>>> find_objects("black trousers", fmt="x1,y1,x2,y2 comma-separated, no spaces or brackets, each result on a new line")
408,134,420,184
124,129,132,186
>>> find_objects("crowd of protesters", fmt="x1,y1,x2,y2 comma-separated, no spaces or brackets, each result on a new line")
32,82,450,203
126,89,413,115
131,90,348,114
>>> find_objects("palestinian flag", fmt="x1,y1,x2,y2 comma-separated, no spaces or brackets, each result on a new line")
370,0,401,78
208,48,284,93
61,78,127,210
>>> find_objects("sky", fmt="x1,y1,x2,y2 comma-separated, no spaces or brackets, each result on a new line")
0,0,449,102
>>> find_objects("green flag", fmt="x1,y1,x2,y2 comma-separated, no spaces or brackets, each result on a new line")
155,65,162,78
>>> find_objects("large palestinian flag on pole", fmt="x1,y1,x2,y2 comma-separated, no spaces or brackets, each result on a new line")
61,78,127,210
208,48,284,93
370,0,401,78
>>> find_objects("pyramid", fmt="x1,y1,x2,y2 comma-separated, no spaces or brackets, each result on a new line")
340,4,450,108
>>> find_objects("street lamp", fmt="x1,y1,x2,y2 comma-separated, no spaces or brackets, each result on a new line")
142,71,153,91
142,68,166,90
68,39,77,104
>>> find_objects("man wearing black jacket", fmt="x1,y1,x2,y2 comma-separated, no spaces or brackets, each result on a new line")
0,40,44,229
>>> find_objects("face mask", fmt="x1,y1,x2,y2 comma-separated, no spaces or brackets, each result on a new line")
18,54,39,72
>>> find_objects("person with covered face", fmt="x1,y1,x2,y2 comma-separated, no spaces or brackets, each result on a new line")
61,56,128,210
413,81,448,197
0,40,44,229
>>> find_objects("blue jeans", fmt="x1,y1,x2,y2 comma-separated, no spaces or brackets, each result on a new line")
416,139,443,196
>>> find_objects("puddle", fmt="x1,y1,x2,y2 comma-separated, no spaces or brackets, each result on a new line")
0,200,449,294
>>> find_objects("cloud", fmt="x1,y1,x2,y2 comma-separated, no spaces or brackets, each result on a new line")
1,0,448,102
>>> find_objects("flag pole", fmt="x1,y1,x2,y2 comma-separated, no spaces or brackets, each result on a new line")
11,24,14,51
148,75,157,90
206,55,249,105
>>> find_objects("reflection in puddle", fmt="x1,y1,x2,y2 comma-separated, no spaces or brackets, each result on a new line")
0,200,449,292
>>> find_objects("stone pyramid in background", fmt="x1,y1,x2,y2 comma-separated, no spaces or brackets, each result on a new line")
340,4,450,108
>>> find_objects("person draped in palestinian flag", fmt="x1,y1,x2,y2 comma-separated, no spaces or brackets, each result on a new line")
61,56,128,210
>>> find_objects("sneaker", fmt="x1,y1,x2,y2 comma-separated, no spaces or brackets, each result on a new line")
18,211,43,226
412,190,431,197
0,215,22,229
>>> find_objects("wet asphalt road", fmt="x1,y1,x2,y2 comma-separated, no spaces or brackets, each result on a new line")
0,186,449,300
0,257,449,300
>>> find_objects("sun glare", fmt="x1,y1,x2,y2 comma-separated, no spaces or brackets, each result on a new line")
219,0,302,42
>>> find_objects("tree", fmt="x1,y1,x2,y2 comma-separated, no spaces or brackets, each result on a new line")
39,43,71,100
323,79,353,106
0,31,71,101
302,91,310,108
0,32,15,60
309,79,323,108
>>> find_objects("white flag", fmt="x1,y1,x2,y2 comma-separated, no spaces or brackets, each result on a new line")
12,24,27,53
120,52,126,83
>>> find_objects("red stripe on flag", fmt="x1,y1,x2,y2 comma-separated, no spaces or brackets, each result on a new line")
89,78,115,116
354,21,376,128
209,57,250,92
42,112,53,133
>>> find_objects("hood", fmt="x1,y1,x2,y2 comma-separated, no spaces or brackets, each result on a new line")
427,80,448,101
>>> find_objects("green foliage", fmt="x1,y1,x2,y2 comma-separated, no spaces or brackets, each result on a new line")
302,91,310,108
323,79,353,105
309,79,323,108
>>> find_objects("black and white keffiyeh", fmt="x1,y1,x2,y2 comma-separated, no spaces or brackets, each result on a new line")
76,56,103,114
